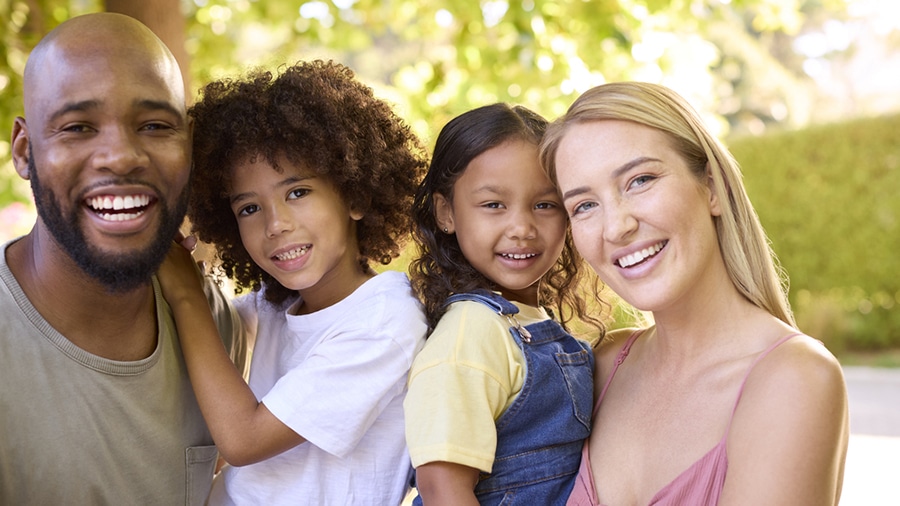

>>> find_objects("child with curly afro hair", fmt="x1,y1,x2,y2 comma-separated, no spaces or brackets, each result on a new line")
156,60,430,505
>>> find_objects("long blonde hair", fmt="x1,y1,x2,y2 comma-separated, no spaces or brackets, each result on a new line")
540,82,795,326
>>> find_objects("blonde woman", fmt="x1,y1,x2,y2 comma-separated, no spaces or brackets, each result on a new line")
541,82,848,505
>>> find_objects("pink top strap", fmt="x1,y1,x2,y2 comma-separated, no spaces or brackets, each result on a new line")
593,329,644,417
721,332,802,437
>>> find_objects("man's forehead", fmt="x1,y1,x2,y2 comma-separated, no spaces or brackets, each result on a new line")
25,42,185,119
23,14,185,114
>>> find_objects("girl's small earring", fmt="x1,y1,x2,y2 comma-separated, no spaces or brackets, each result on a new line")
443,227,449,233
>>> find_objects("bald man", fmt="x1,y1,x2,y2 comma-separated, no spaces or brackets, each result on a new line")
0,13,246,504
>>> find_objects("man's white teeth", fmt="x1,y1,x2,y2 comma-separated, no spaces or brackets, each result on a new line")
88,195,151,211
98,211,144,222
617,242,665,268
502,253,536,260
275,246,310,261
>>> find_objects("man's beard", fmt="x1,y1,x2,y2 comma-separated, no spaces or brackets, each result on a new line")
28,155,189,293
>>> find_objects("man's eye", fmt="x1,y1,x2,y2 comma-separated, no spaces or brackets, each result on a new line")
62,124,91,133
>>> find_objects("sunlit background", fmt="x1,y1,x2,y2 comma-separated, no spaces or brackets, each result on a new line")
1,0,899,241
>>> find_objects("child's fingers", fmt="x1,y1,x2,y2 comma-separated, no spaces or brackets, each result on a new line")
179,234,198,252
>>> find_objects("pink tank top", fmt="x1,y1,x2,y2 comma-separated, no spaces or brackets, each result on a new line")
567,330,801,506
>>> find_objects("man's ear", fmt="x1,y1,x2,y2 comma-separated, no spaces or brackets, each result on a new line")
11,117,31,180
706,163,722,217
433,192,455,234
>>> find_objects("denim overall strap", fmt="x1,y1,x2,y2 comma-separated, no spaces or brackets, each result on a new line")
443,290,534,343
437,291,594,505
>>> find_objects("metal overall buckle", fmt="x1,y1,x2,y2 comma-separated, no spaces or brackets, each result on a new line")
505,314,532,343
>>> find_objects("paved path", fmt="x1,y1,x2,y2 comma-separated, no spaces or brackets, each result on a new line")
840,366,900,505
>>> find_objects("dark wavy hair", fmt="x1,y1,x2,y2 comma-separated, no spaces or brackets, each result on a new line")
409,103,605,336
188,60,428,304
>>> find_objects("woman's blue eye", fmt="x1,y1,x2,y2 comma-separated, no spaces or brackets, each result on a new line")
630,175,654,188
572,201,598,215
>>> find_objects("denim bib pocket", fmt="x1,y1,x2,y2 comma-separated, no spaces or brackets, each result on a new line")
555,348,593,431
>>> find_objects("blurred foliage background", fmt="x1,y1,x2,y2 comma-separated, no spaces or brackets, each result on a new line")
1,0,898,355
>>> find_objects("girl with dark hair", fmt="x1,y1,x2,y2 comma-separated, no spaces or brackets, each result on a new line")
404,103,605,505
157,60,429,505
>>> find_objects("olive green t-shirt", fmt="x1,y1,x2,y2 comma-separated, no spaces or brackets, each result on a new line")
0,240,247,505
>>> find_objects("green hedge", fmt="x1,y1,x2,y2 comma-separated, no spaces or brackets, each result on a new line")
729,114,900,352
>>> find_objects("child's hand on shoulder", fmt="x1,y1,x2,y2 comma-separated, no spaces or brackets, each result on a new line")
158,234,206,308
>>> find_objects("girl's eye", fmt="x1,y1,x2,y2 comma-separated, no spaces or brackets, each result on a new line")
237,204,259,217
571,201,598,216
288,188,310,200
535,201,558,210
483,202,503,209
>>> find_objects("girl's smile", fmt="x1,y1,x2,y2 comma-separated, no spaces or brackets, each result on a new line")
434,139,566,306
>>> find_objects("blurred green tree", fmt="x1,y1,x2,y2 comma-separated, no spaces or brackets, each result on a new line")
0,0,854,216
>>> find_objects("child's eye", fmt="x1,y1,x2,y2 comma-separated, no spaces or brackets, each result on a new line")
483,202,504,209
288,188,310,200
141,122,174,132
237,204,260,217
535,201,559,210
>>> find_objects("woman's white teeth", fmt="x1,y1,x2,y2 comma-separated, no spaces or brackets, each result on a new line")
88,195,151,211
617,242,665,268
502,253,536,260
276,246,310,260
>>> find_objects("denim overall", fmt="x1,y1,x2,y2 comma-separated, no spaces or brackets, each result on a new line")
413,290,594,505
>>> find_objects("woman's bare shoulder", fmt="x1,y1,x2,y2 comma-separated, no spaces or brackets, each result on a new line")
733,331,848,453
754,333,845,391
723,332,849,504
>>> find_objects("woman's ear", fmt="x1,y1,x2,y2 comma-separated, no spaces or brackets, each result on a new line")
706,163,722,217
433,192,455,234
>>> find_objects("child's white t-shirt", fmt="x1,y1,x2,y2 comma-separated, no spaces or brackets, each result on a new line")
210,271,427,506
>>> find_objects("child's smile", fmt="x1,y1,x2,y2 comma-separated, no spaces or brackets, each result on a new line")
435,139,566,306
230,153,370,313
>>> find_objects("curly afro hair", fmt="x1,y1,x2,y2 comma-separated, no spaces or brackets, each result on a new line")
188,60,428,304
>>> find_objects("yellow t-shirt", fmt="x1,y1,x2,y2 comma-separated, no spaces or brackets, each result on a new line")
404,298,550,473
